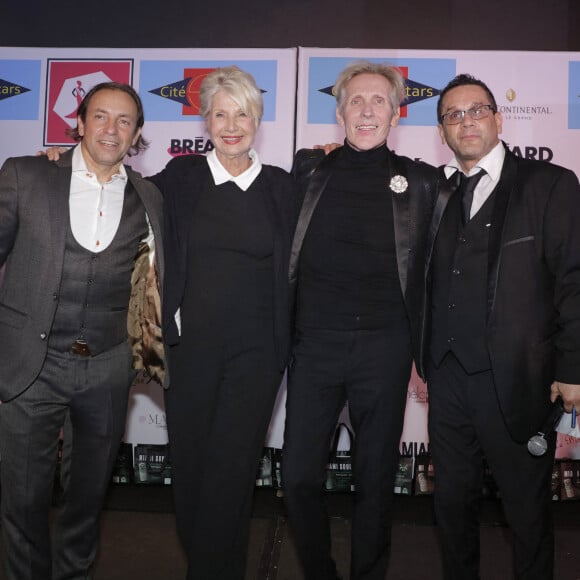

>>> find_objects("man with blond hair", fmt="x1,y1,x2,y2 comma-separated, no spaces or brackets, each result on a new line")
283,61,437,580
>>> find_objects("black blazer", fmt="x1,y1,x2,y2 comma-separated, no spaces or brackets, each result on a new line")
423,144,580,442
149,154,298,372
289,146,438,377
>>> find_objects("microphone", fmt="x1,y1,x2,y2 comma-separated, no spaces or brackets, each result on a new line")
527,398,564,456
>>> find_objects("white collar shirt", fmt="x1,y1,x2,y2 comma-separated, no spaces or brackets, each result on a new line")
443,141,506,219
206,148,262,191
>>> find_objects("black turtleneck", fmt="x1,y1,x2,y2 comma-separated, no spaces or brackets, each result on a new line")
297,142,408,331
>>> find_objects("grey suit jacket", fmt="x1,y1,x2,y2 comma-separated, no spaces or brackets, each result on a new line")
0,148,165,401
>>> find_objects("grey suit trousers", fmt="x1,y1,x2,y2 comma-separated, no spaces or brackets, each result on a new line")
0,341,135,580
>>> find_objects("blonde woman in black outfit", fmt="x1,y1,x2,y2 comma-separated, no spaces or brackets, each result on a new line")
149,66,297,580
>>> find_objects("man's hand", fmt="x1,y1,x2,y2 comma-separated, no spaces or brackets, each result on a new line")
313,143,341,155
551,381,580,413
36,146,68,160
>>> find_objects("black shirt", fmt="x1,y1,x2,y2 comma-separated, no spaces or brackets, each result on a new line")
180,175,274,341
297,143,408,330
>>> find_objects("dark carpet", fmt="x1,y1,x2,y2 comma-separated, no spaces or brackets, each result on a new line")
0,486,578,579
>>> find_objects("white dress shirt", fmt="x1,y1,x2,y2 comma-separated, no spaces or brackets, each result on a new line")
443,141,506,220
70,145,154,256
69,145,127,253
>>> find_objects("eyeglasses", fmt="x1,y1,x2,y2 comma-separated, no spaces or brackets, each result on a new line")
440,104,495,125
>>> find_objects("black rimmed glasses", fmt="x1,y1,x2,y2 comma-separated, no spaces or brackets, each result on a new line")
440,104,495,125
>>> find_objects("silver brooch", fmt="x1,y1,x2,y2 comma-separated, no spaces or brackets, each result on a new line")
389,175,408,194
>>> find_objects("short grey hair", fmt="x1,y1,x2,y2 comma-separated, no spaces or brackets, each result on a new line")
199,66,263,129
334,61,405,115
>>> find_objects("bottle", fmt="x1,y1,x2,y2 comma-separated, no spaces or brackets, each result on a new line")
417,465,428,493
563,471,574,499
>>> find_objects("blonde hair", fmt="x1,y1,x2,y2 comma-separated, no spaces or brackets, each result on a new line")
199,66,263,129
334,61,405,115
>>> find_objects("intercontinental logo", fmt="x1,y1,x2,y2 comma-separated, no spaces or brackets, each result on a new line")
499,87,553,121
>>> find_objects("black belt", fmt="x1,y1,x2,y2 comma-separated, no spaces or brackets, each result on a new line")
71,339,91,357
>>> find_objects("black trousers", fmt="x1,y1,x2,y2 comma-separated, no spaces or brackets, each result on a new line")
283,326,412,580
0,342,134,580
427,353,555,580
165,324,282,580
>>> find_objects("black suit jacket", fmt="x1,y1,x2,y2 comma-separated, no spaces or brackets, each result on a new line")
423,144,580,441
289,146,438,377
149,154,298,372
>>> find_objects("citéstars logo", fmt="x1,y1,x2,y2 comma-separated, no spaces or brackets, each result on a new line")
0,60,41,120
140,60,277,122
568,61,580,129
0,78,30,101
306,56,456,127
149,67,216,115
44,59,133,145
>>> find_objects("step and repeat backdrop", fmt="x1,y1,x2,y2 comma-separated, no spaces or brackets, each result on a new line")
1,46,579,462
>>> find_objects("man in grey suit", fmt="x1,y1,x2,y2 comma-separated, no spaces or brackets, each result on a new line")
0,82,164,580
